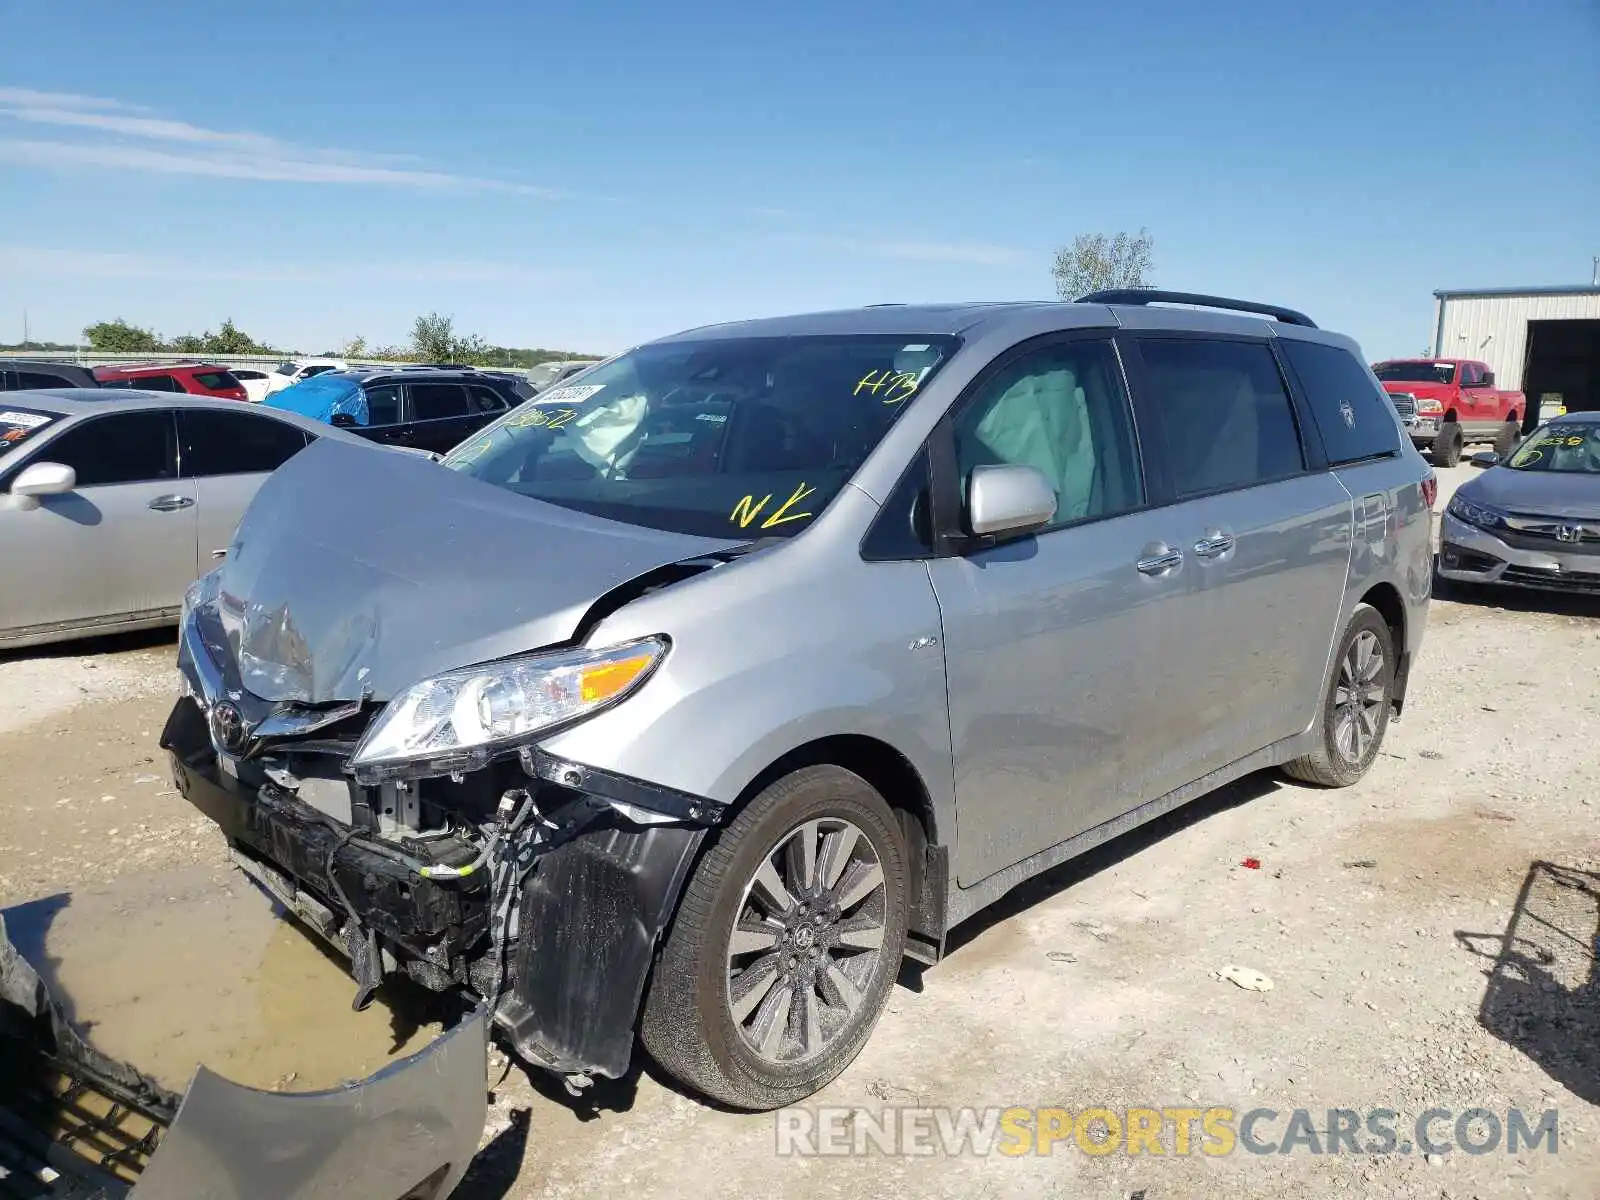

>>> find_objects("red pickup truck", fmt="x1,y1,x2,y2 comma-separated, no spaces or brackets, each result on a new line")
1371,358,1525,467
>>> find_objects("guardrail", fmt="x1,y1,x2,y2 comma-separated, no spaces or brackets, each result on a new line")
0,351,426,370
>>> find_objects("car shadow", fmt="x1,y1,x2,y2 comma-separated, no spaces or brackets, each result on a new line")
1455,861,1599,1105
0,624,176,664
940,769,1283,959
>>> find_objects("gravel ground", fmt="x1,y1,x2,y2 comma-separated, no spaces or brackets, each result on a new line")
1,465,1596,1198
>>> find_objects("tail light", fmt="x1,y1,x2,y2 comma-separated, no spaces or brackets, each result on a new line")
1421,474,1437,509
1417,398,1445,416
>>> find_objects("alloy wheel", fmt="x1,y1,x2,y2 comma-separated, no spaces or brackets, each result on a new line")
1334,630,1386,763
725,818,888,1065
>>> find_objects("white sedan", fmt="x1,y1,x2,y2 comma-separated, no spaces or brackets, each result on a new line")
229,367,274,402
263,358,350,397
0,389,412,650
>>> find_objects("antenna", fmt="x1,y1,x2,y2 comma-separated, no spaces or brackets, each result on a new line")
1592,256,1599,287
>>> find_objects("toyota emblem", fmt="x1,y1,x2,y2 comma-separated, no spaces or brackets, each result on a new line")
1556,524,1583,543
209,702,250,754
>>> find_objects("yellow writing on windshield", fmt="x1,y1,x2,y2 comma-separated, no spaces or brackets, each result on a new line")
854,369,921,406
509,406,579,430
730,482,817,529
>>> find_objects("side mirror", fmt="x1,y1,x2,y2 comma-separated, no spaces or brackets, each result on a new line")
1469,451,1500,468
1482,371,1495,387
330,413,358,428
9,461,75,510
966,464,1056,538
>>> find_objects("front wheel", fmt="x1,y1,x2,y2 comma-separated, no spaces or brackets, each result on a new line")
1432,423,1464,467
1284,603,1396,788
1494,420,1522,458
640,765,908,1110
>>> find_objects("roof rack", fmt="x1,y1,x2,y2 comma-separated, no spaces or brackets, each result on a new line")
1076,289,1317,329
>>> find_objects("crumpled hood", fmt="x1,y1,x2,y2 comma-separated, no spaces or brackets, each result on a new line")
1462,467,1600,521
210,437,742,703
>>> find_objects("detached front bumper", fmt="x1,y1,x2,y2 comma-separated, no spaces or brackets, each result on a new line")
2,913,487,1200
1438,511,1600,593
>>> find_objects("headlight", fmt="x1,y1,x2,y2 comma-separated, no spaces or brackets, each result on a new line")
1447,493,1507,531
181,568,221,629
350,636,667,780
1417,398,1445,416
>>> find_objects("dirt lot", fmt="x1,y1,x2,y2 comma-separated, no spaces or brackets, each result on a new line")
2,465,1596,1198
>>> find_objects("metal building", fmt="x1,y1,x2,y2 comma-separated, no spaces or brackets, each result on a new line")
1431,284,1600,427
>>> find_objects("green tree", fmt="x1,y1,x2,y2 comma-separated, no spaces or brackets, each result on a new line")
411,312,460,363
341,335,368,359
1050,229,1155,300
205,319,266,355
83,318,164,353
169,333,207,354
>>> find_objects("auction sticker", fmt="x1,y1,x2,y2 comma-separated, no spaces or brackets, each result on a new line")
0,410,51,428
535,384,605,405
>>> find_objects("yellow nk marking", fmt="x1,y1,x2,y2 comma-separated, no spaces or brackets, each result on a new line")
729,482,816,529
730,492,772,528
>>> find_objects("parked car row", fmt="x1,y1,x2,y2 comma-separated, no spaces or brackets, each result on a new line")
1,357,249,398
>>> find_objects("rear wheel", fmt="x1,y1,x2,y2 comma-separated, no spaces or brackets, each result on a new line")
640,765,908,1110
1284,603,1395,788
1432,423,1464,467
1494,420,1522,458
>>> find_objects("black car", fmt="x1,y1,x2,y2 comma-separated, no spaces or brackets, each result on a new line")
1,359,99,390
281,368,527,455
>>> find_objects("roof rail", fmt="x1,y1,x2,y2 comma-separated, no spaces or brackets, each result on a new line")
1076,289,1317,329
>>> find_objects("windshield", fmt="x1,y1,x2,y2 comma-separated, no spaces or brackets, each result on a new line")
1374,360,1457,385
1506,424,1600,474
0,407,60,457
442,334,958,537
274,361,298,376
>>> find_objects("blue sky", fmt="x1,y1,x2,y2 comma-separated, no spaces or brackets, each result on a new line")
1,0,1595,358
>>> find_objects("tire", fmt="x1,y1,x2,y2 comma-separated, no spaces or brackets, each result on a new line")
640,765,908,1110
1493,420,1521,458
1431,423,1463,467
1283,603,1396,788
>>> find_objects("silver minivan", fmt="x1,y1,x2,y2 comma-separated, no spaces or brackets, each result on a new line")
165,292,1433,1110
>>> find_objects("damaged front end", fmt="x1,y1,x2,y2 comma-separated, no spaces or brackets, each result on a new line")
165,588,726,1086
1,914,487,1199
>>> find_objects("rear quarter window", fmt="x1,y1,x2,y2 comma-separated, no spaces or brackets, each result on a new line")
1281,341,1403,466
193,371,241,391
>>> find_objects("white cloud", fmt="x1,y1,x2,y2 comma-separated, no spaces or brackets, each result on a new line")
0,245,571,285
0,86,557,194
0,87,143,111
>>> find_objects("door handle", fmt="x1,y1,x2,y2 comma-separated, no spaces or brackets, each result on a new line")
147,495,195,512
1136,548,1184,575
1193,533,1235,558
210,548,228,560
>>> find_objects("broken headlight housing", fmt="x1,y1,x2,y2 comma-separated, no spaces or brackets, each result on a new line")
350,636,668,782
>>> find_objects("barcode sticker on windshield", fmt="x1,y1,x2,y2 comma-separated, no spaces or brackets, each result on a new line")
537,385,604,405
0,411,50,428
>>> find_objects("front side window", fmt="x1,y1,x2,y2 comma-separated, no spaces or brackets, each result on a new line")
1141,338,1304,496
1281,340,1402,466
1507,424,1600,474
952,338,1143,528
442,334,958,538
37,411,176,486
179,409,310,476
363,384,403,425
302,364,337,379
